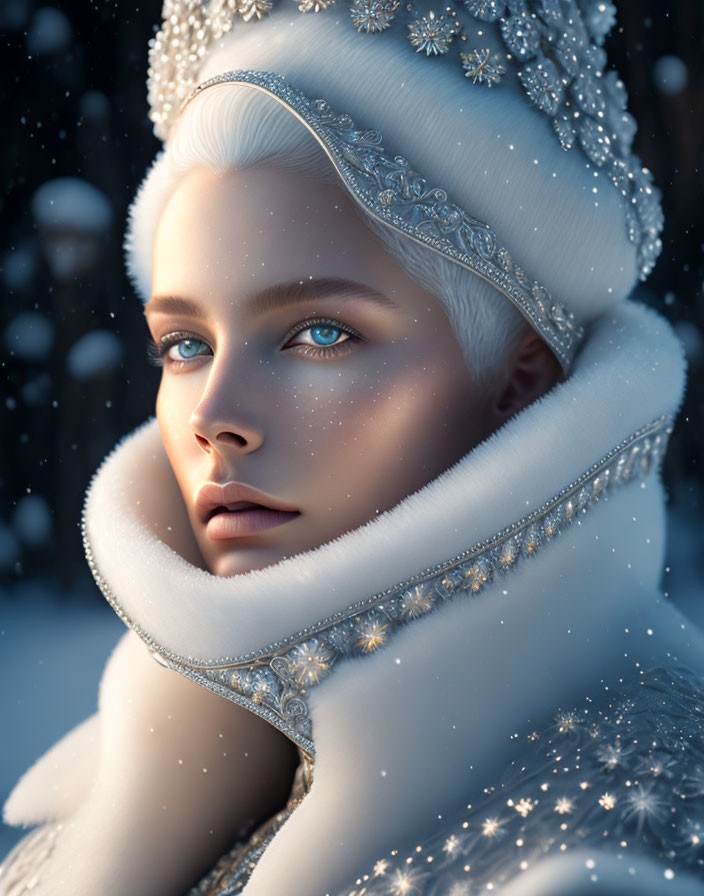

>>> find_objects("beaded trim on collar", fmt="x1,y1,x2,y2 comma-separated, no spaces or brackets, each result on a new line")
184,662,704,895
82,413,673,757
179,69,584,372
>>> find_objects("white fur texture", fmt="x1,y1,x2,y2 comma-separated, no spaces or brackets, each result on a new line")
5,302,699,896
3,714,100,827
126,87,529,386
126,2,639,329
83,301,685,661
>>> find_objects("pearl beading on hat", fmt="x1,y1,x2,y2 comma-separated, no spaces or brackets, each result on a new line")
147,0,663,283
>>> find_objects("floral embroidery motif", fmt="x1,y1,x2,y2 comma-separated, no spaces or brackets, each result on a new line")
184,664,704,895
148,1,663,281
460,48,507,86
342,664,704,895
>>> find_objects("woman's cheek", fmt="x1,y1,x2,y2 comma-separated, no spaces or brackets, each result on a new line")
155,378,204,464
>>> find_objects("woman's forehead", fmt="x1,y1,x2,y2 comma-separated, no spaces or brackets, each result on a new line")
151,165,435,318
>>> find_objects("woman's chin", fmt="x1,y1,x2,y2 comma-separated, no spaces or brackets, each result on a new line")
208,545,290,578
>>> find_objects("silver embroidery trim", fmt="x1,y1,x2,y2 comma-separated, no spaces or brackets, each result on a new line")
178,69,583,373
343,662,704,895
82,413,673,757
147,2,662,282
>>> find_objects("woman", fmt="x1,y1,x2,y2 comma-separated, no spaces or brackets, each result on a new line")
2,1,703,894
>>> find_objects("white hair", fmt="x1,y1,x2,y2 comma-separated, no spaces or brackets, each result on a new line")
126,87,529,386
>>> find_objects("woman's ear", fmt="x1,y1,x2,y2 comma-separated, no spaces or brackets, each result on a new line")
491,328,563,425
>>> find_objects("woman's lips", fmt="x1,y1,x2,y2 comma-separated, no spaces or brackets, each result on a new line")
195,482,300,540
205,504,300,540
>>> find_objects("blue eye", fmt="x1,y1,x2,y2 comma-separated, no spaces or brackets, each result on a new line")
165,337,211,362
310,326,341,346
284,319,357,352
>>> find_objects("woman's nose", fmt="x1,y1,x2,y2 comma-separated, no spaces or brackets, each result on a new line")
189,392,264,457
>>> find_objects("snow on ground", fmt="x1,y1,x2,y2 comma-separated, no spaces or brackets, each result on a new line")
0,582,124,860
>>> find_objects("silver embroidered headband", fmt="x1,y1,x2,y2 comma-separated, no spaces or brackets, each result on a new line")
180,69,584,371
148,0,663,286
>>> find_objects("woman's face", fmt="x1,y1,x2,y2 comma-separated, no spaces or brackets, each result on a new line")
147,166,505,577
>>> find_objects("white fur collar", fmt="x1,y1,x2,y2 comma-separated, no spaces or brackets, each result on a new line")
83,301,685,661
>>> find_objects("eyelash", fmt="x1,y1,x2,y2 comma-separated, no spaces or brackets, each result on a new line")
280,316,362,356
146,331,204,369
146,317,362,369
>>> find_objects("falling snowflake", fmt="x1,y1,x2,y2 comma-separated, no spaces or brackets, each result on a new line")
407,10,456,56
554,796,574,815
237,0,273,20
462,0,505,21
461,48,506,86
349,0,399,32
519,58,565,115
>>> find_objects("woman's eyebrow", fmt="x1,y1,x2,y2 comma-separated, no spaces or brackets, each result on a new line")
247,278,400,315
145,278,398,318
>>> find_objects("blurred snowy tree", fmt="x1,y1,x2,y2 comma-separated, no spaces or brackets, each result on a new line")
0,0,702,595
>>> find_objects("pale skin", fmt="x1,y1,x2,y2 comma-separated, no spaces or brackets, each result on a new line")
46,165,561,896
146,165,561,578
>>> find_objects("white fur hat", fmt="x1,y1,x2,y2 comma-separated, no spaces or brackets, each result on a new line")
126,1,659,368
